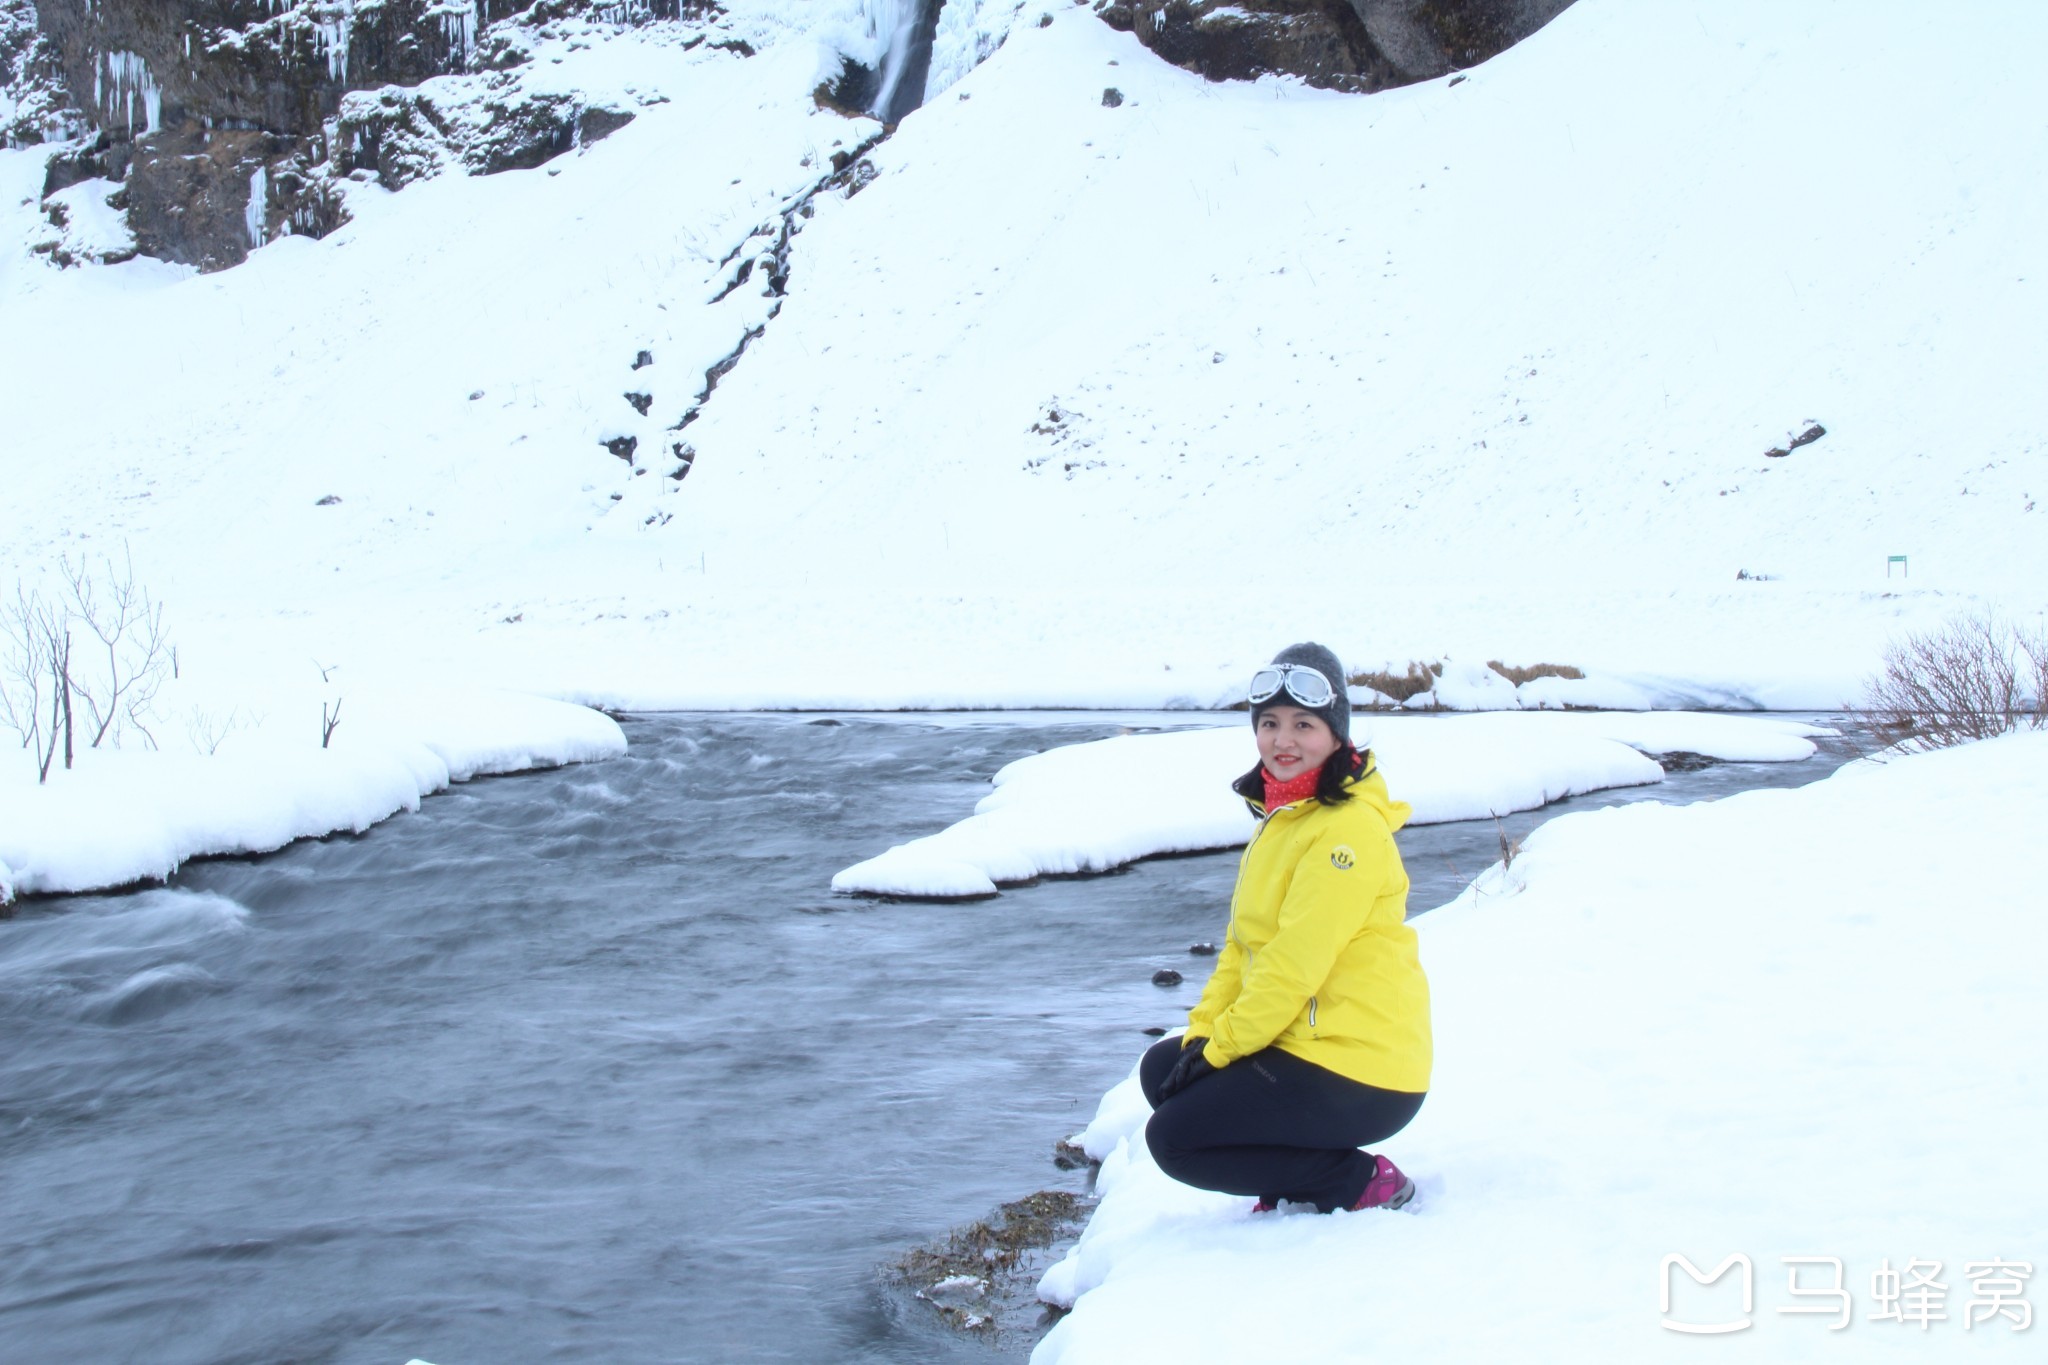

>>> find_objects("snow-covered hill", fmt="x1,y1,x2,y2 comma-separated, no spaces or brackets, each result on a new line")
4,0,2043,716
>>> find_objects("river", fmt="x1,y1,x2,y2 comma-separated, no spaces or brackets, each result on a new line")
0,712,1862,1363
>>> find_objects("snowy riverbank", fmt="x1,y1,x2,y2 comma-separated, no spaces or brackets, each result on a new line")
0,685,623,900
1035,732,2048,1361
834,711,1828,898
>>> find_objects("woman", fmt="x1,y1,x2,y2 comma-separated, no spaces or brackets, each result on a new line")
1140,642,1431,1213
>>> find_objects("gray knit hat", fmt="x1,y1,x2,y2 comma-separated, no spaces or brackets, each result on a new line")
1249,642,1351,745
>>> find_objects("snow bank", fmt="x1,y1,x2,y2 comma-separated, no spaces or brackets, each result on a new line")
831,712,1825,897
1035,731,2048,1361
0,687,623,898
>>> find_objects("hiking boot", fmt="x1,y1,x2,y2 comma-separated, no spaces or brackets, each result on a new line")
1353,1155,1415,1211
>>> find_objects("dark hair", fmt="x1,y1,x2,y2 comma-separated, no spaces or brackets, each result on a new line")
1315,744,1367,805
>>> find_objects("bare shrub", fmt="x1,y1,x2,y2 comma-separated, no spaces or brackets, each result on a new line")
1859,610,2038,752
1348,661,1442,706
1487,660,1585,686
2025,617,2048,727
185,705,253,756
61,549,170,750
3,550,174,780
1,583,75,782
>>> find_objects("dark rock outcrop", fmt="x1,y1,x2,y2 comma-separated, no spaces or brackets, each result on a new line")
1096,0,1575,93
334,77,635,189
2,0,83,143
32,0,545,139
16,0,680,270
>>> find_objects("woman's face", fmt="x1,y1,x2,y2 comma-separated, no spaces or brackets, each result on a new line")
1256,706,1340,780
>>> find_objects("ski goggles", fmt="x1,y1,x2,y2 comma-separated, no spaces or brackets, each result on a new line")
1247,663,1337,709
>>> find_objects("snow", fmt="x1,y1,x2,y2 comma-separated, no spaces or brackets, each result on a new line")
4,0,2042,735
1036,731,2048,1360
0,683,623,897
831,711,1825,897
27,175,138,265
0,0,2036,1345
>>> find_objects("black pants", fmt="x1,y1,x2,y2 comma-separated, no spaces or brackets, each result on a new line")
1140,1036,1425,1213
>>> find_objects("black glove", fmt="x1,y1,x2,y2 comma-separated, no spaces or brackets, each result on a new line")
1157,1037,1217,1101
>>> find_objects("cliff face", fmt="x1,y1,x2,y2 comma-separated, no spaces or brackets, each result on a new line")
34,0,508,140
1,0,82,145
17,0,681,270
1095,0,1575,93
10,0,1572,274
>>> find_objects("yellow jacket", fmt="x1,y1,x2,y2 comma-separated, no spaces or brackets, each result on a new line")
1185,754,1432,1093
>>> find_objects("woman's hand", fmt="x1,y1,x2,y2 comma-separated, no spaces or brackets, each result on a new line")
1157,1036,1217,1101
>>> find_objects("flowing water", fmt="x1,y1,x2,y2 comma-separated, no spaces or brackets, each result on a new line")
0,713,1863,1363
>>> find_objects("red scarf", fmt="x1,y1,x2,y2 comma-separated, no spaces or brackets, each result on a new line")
1261,763,1322,812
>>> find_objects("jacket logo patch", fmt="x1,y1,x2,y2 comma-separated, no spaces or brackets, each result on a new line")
1330,845,1356,871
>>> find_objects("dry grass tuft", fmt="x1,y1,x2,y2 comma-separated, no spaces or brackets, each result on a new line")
1486,660,1585,686
1492,814,1522,870
1348,661,1442,706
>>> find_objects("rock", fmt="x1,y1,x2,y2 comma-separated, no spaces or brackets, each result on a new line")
30,174,138,266
1188,941,1218,955
1096,0,1576,93
1051,1139,1095,1169
624,391,653,416
602,435,638,463
1101,86,1123,107
19,0,668,271
2,0,87,146
38,131,124,197
1101,0,1402,92
1653,750,1720,774
1151,968,1184,986
335,81,635,190
1142,1025,1168,1035
314,494,341,505
632,349,654,370
120,125,342,270
1361,0,1579,79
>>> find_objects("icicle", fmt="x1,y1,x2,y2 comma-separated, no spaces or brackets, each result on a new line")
102,51,161,135
245,164,269,248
